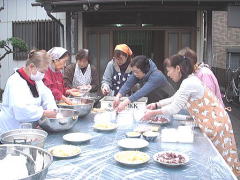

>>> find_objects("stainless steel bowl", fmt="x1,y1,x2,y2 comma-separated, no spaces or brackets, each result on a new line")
0,129,48,148
38,108,79,132
57,97,94,117
0,144,52,180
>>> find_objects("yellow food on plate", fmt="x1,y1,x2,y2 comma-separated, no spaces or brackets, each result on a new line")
134,125,159,133
50,145,81,157
93,123,117,130
126,132,141,137
115,151,150,164
71,91,81,97
58,102,78,106
92,108,106,113
58,102,87,106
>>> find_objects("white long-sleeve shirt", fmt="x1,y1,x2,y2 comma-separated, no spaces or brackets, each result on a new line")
159,75,204,115
0,71,57,133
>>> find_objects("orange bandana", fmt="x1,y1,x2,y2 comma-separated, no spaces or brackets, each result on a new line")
114,44,132,56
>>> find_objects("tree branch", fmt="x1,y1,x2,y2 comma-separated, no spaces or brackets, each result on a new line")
0,51,11,61
3,46,11,53
4,44,12,52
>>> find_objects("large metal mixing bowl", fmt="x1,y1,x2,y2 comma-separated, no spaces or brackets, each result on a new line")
0,144,52,180
57,97,94,117
0,129,48,148
38,108,79,132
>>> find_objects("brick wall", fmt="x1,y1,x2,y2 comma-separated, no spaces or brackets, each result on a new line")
212,11,240,69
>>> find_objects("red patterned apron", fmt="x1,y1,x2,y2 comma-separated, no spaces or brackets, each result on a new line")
187,87,240,176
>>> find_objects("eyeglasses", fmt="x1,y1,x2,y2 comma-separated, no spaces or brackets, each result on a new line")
113,57,123,61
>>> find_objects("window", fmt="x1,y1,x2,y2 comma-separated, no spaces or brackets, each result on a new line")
165,30,195,58
227,53,240,71
228,6,240,28
12,20,60,60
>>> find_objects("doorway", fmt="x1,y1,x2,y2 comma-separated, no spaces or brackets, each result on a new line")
85,28,195,83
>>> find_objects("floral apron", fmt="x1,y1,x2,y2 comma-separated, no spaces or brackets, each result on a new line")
187,87,240,176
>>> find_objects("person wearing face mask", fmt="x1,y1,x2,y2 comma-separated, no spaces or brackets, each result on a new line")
63,49,98,92
101,44,133,96
113,55,175,112
0,50,57,133
43,47,78,104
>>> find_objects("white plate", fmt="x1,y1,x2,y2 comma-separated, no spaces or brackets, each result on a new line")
93,123,117,131
48,145,81,159
63,133,92,143
153,151,189,166
118,138,149,149
114,151,150,165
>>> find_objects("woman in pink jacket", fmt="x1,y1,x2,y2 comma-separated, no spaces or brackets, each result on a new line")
178,47,224,106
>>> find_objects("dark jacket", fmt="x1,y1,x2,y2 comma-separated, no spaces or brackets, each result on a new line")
118,60,175,104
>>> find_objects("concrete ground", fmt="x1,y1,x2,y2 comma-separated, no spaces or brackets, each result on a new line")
226,101,240,157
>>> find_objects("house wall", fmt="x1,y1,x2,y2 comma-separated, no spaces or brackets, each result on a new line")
212,11,240,68
0,0,66,89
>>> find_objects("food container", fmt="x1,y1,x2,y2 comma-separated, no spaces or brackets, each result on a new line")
142,131,159,141
0,129,48,148
100,96,147,110
58,97,94,117
39,108,79,132
0,144,53,180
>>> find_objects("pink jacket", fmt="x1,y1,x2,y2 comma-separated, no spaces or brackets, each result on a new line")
195,66,224,106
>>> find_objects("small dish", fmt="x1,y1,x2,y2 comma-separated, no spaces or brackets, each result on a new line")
142,131,159,141
114,151,150,166
48,145,81,159
63,132,92,144
118,138,149,149
125,132,141,138
153,151,189,166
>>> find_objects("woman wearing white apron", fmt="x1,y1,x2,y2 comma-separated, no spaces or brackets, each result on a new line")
0,50,57,133
143,54,240,176
64,49,98,92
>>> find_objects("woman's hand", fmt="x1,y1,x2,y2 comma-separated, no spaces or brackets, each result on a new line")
116,98,131,112
146,103,157,110
101,86,110,95
62,96,73,105
113,96,120,109
43,110,57,118
141,109,157,121
66,88,79,95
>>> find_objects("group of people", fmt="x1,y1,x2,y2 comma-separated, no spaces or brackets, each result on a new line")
0,44,174,132
0,43,239,176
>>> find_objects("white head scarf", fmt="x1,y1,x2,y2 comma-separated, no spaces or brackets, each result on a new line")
47,47,68,61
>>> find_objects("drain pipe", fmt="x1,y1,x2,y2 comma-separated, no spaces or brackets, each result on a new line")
43,3,65,47
0,0,4,11
46,11,65,47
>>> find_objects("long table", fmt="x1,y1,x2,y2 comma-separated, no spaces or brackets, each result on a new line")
45,113,237,180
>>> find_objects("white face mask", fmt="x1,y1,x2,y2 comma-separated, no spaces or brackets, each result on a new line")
30,71,45,81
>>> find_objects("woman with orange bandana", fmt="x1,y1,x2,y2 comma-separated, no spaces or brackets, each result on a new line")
101,44,133,96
